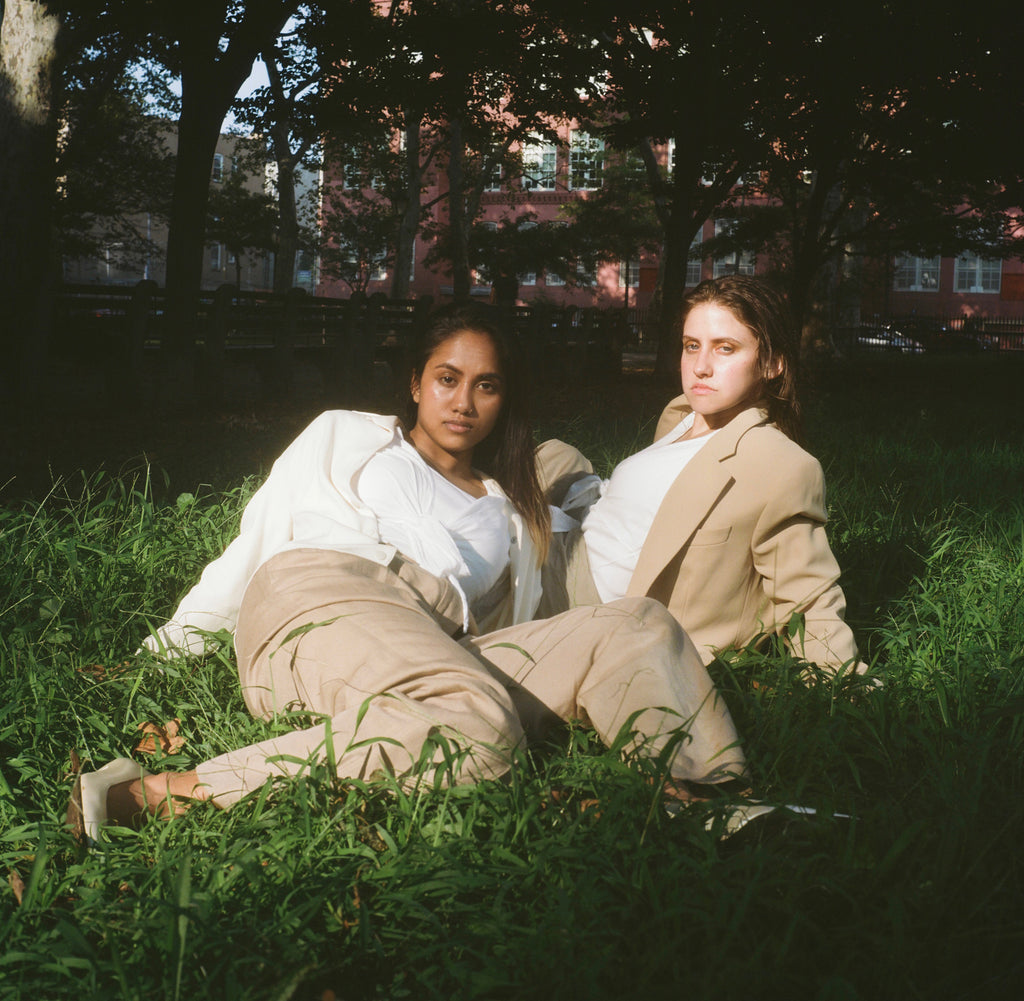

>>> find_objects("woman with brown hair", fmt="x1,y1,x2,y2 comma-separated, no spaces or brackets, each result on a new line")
540,275,866,676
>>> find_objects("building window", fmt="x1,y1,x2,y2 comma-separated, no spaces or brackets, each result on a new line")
569,131,604,190
212,153,225,183
545,271,565,287
523,138,557,192
687,227,704,286
519,270,537,286
893,255,940,292
483,159,503,192
619,260,639,288
713,219,754,278
954,254,1001,293
473,222,498,287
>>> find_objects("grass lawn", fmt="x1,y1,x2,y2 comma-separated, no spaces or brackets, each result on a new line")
1,353,1023,1000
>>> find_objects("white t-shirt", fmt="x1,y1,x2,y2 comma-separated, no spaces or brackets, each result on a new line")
582,414,716,601
355,434,513,623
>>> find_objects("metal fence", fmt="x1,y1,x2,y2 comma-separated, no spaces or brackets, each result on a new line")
50,282,629,409
845,315,1024,355
49,285,1024,410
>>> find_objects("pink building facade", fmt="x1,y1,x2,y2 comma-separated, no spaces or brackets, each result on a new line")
315,122,1024,324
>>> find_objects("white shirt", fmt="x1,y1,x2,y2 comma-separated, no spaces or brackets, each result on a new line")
582,414,716,601
355,434,513,621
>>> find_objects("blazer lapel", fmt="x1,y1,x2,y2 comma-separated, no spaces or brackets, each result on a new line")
627,406,768,597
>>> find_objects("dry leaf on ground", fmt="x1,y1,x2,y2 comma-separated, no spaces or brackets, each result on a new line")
135,718,185,756
9,870,25,905
77,661,131,681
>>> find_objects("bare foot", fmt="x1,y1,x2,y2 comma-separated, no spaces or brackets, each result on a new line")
105,770,208,826
664,777,754,803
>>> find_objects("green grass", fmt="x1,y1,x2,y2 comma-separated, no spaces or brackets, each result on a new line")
2,355,1023,1000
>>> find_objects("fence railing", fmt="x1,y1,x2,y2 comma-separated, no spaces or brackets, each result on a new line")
52,282,629,408
50,284,1024,408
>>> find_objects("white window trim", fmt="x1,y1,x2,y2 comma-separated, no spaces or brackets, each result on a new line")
893,255,940,292
569,130,604,191
522,137,557,192
687,227,704,286
954,254,1001,294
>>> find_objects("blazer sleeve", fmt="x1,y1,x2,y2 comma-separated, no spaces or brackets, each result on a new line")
143,411,394,657
534,438,594,507
750,450,865,675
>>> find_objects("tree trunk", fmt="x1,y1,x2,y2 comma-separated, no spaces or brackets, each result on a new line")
265,55,299,294
0,0,62,412
161,3,292,405
391,116,424,299
446,118,471,301
656,173,704,378
162,79,234,398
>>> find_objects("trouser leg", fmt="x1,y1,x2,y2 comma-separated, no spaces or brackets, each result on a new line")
195,550,523,808
462,597,745,784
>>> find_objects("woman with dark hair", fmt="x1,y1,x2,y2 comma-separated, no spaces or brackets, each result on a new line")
540,275,866,676
404,302,551,575
70,302,745,839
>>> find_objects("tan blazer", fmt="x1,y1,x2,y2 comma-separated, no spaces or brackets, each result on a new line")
538,396,862,673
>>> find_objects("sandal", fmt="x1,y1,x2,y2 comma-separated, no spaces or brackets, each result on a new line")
66,757,152,844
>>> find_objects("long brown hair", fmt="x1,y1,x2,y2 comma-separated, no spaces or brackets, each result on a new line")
406,303,550,560
680,275,803,442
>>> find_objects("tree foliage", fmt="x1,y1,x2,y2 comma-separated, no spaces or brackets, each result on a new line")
206,167,279,288
702,3,1024,337
317,0,598,301
56,80,175,268
234,4,327,293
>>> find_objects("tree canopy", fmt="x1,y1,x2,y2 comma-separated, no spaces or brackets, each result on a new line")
3,0,1023,408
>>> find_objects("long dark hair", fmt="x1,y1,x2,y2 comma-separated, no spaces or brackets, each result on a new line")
406,303,550,560
680,275,803,442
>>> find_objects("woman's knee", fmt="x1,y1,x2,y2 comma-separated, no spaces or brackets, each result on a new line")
602,596,684,647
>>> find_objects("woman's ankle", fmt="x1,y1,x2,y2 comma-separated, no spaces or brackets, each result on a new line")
105,771,206,824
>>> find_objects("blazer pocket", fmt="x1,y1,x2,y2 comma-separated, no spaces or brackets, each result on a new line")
689,526,732,547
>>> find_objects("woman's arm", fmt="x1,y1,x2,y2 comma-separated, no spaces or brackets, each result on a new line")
144,411,396,657
750,451,866,675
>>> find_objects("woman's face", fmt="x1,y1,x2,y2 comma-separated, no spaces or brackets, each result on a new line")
409,329,505,468
680,303,771,433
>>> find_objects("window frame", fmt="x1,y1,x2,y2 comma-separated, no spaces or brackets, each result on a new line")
568,130,604,191
954,254,1001,293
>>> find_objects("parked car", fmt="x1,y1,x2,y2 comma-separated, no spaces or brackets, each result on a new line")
856,322,925,354
895,317,984,353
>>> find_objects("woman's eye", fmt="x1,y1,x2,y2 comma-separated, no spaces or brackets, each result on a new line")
439,374,456,385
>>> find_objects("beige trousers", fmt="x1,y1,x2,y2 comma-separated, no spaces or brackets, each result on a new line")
195,549,744,807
